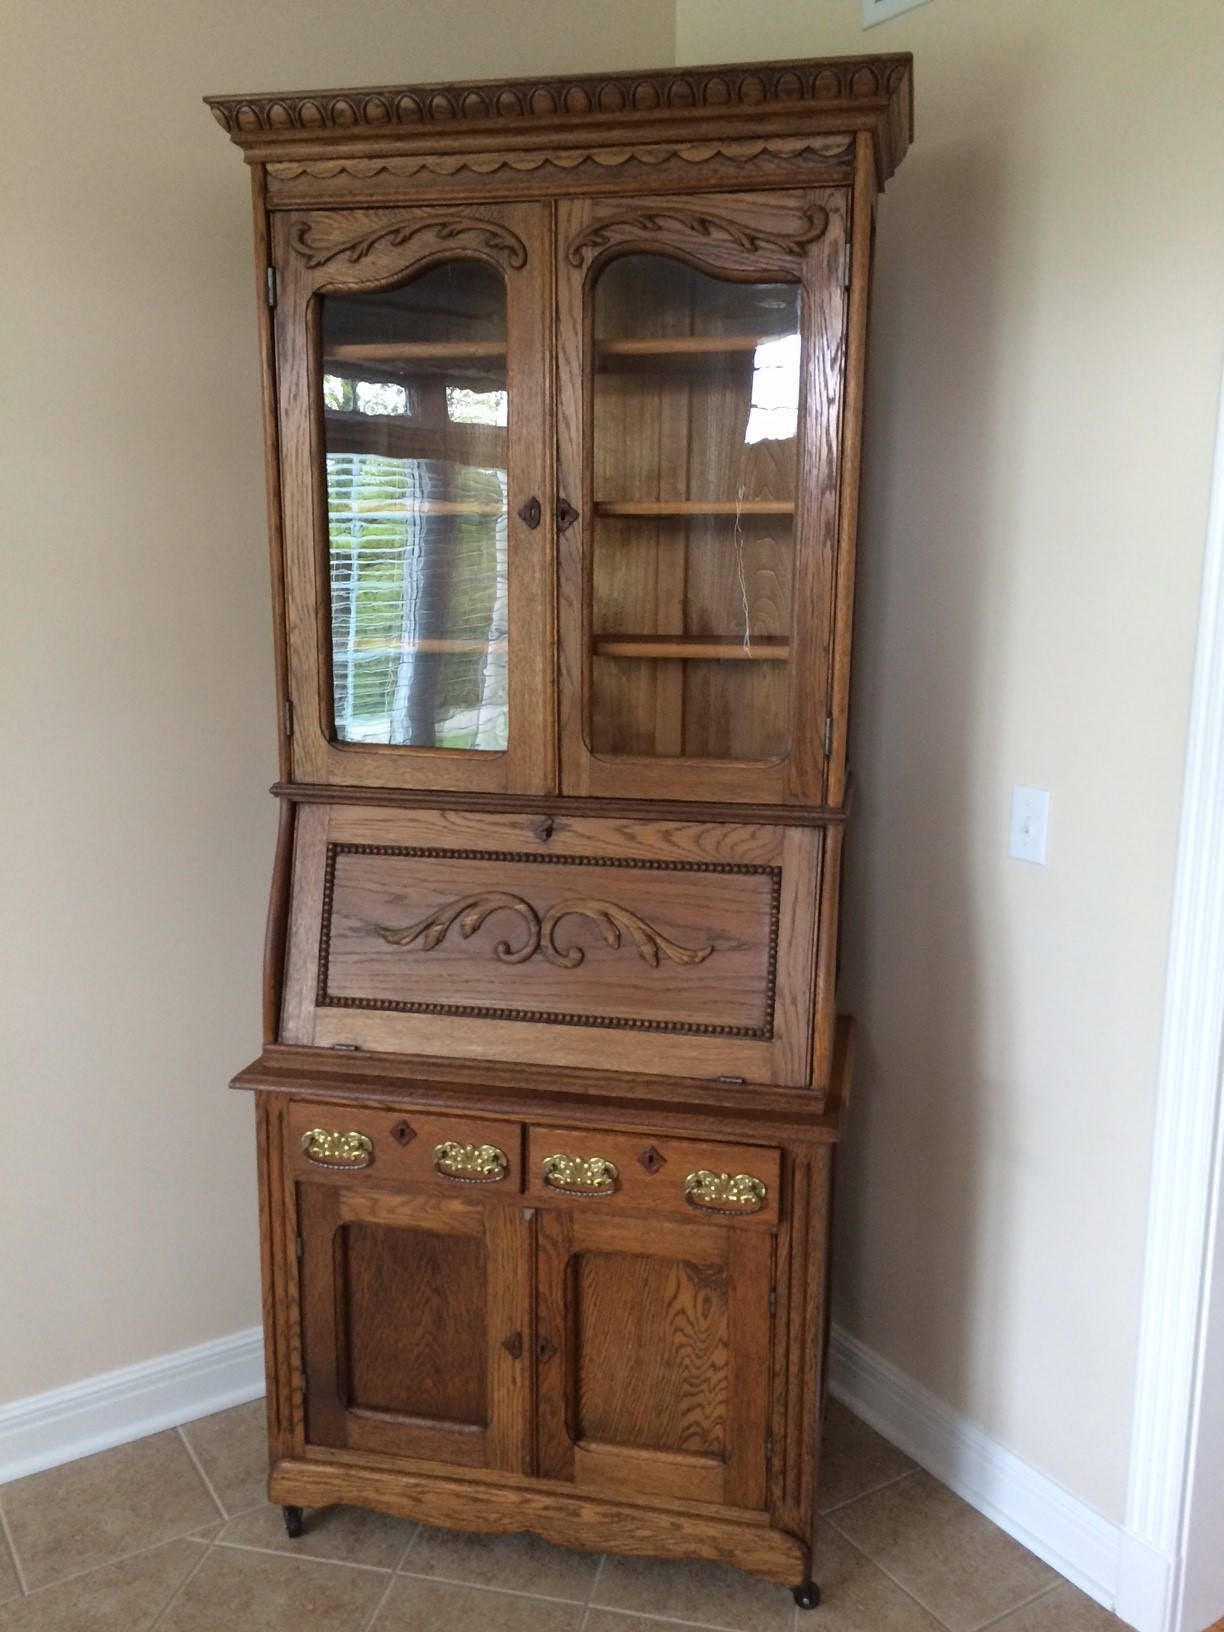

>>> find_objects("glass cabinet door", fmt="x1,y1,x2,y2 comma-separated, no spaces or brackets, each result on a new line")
273,204,553,793
557,192,849,805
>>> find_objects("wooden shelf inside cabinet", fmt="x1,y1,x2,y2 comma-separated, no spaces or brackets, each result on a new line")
594,501,795,518
327,341,508,362
595,334,789,370
593,635,790,663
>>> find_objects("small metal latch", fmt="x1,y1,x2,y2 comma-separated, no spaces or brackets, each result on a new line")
283,698,294,740
294,1235,303,1260
842,244,852,288
715,1075,746,1085
769,1288,777,1315
329,1042,359,1052
265,266,277,308
824,715,835,756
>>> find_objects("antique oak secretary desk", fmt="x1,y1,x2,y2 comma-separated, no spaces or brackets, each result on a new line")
208,54,912,1608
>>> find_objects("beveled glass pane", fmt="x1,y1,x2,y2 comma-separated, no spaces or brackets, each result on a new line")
589,255,800,761
320,261,509,750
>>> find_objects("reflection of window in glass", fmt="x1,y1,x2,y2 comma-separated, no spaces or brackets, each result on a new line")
445,385,508,426
323,374,416,417
744,334,800,446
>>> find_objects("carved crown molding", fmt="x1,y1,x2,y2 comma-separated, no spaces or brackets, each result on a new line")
266,133,855,184
205,54,913,187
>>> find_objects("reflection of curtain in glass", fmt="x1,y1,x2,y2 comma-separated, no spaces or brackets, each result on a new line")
389,459,428,744
473,469,509,749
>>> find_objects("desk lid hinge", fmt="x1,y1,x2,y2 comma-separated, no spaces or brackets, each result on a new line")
265,266,277,309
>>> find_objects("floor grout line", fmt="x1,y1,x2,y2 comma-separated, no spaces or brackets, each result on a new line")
146,1537,213,1631
579,1551,607,1630
0,1524,217,1603
359,1528,418,1632
824,1511,964,1632
577,1600,785,1632
969,1581,1063,1631
211,1537,397,1575
392,1554,601,1605
175,1426,228,1524
0,1494,29,1598
820,1466,921,1518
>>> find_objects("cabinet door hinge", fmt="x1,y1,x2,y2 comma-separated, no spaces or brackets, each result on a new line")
769,1287,777,1316
283,698,294,739
842,244,852,288
823,715,835,757
265,266,277,308
764,1430,773,1463
294,1234,303,1259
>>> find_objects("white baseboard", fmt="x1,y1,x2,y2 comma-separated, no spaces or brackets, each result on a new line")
828,1325,1124,1616
0,1327,266,1485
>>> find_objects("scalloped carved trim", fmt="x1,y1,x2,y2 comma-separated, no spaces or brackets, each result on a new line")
288,214,528,270
374,891,715,971
266,134,856,183
565,204,830,268
207,58,911,137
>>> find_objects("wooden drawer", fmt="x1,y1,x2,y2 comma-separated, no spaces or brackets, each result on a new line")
281,804,822,1086
525,1124,781,1228
286,1101,523,1193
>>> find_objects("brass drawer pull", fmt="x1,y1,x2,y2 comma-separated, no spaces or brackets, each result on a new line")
684,1170,767,1215
300,1128,373,1170
433,1141,509,1184
541,1152,619,1196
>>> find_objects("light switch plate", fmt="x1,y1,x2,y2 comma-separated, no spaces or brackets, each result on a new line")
1009,786,1051,866
863,0,932,26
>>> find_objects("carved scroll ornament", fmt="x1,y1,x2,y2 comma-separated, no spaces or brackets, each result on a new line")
289,214,528,270
566,204,829,267
374,892,713,971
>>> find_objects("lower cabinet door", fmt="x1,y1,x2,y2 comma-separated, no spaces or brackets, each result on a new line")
535,1210,774,1509
296,1183,530,1472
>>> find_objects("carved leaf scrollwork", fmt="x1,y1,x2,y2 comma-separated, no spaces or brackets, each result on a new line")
374,892,714,971
289,215,528,270
566,205,829,267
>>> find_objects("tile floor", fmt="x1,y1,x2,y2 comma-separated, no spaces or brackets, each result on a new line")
0,1400,1133,1632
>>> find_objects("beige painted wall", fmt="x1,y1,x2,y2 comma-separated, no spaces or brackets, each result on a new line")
676,0,1224,1517
0,0,674,1404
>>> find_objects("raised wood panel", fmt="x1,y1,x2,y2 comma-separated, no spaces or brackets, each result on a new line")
281,803,822,1087
576,1251,729,1457
341,1222,485,1422
536,1209,773,1510
297,1183,529,1472
323,846,777,1033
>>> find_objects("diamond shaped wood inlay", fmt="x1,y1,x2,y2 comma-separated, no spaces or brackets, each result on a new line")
637,1145,667,1174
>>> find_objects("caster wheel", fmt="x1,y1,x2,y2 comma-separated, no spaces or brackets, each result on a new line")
793,1581,822,1610
282,1505,304,1540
